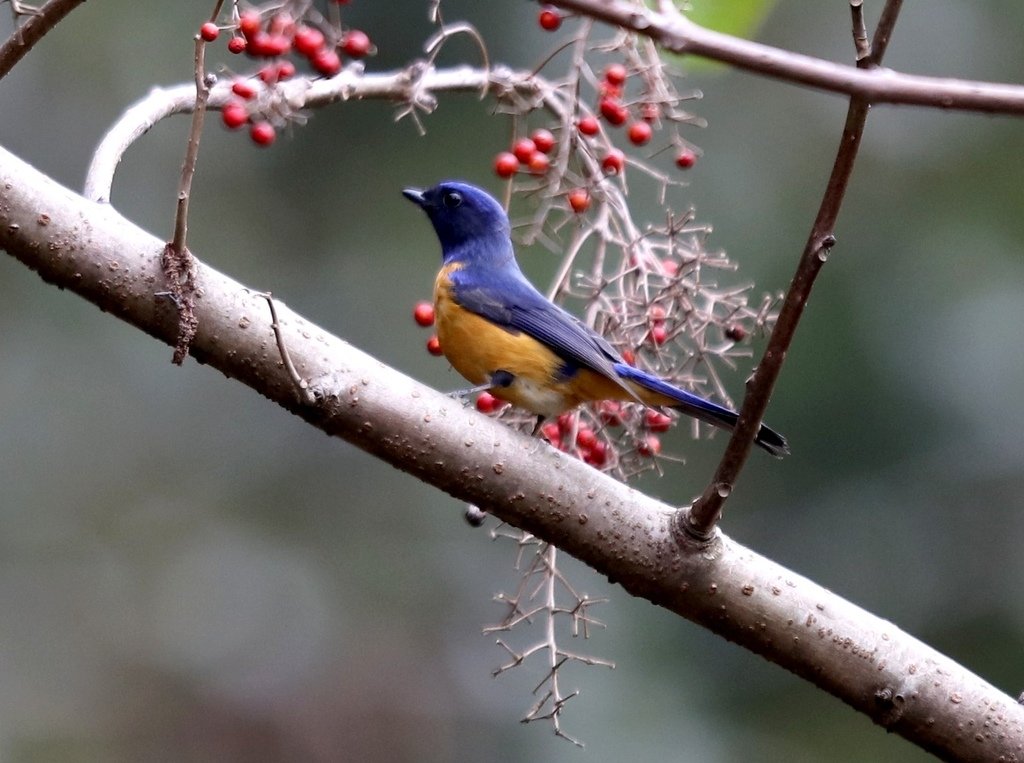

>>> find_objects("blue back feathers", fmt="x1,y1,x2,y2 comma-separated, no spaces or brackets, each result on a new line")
403,180,789,457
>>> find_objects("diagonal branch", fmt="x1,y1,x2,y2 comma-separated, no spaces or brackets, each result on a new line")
682,0,903,539
0,0,86,80
1,143,1021,761
547,0,1024,115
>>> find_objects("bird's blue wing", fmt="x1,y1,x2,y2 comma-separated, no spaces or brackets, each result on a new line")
449,265,624,381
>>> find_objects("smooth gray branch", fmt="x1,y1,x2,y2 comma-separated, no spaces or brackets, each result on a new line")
84,64,514,204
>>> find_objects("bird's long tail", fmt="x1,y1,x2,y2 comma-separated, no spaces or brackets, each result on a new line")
613,363,789,457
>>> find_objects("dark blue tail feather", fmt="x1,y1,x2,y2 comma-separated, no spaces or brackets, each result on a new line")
613,364,789,457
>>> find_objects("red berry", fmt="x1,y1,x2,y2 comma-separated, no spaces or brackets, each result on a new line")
577,115,600,136
311,49,342,76
342,29,372,58
426,335,443,356
638,435,662,457
604,63,627,87
649,305,667,325
598,401,623,427
584,439,608,467
649,324,668,345
557,413,576,437
531,128,556,154
599,97,628,126
621,349,636,366
676,149,698,169
249,32,290,57
277,60,296,80
576,427,598,451
476,392,501,414
538,7,562,31
725,324,747,342
221,100,249,129
227,36,246,54
231,79,257,99
645,410,672,432
512,138,537,164
249,121,276,146
628,121,652,146
568,188,590,213
577,116,598,137
294,26,326,57
267,34,291,56
238,10,261,39
541,422,562,447
661,259,680,277
199,22,219,42
528,152,550,175
494,151,519,178
601,148,625,175
268,12,294,38
258,65,278,85
413,301,435,327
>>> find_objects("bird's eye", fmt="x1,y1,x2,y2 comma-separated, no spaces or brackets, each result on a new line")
442,191,463,209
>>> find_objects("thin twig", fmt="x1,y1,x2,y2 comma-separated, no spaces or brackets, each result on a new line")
257,291,316,404
0,0,84,80
679,0,905,541
161,3,224,366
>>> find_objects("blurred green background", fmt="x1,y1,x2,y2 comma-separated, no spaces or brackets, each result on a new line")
2,2,1023,760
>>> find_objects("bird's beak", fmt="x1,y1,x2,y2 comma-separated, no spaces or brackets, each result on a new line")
402,187,426,207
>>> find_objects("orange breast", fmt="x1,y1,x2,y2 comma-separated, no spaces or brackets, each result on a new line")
432,265,671,417
434,265,574,415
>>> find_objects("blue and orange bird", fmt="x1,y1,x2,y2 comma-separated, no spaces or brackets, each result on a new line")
403,181,789,457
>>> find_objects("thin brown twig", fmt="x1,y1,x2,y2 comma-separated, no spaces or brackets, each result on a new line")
162,2,225,365
679,0,904,542
257,291,316,405
850,1,869,63
0,0,85,80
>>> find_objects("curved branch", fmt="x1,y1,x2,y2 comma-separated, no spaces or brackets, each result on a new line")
84,64,506,204
1,144,1021,760
549,0,1024,115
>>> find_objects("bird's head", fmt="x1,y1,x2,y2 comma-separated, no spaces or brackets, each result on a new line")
403,181,511,259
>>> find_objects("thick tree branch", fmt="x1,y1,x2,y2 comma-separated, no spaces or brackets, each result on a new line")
549,0,1024,115
1,145,1021,761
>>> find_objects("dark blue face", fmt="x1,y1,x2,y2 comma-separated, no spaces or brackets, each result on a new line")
404,181,510,252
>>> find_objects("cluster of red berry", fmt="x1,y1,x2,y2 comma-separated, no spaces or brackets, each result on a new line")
412,301,442,356
493,129,557,178
584,63,698,171
201,6,372,146
494,37,698,214
539,403,669,467
540,414,610,466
